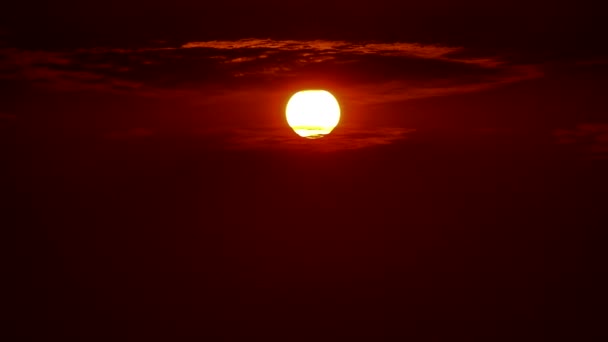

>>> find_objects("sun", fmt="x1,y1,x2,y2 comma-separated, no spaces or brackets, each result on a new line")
286,90,341,139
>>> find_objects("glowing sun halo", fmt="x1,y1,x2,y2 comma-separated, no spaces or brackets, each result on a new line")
286,90,341,139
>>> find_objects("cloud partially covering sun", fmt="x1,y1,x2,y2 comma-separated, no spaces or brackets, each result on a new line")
0,39,545,150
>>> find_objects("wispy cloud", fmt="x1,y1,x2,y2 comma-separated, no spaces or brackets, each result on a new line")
0,48,142,91
0,39,542,104
204,126,415,152
182,39,509,69
182,39,462,60
554,123,608,159
341,65,542,105
0,38,546,152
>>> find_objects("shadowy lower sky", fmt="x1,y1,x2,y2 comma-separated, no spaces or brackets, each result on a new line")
3,1,608,341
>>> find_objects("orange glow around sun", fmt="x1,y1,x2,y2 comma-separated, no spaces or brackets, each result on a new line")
286,90,341,139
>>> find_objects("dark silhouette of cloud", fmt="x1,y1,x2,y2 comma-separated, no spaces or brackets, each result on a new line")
0,38,550,151
0,39,543,104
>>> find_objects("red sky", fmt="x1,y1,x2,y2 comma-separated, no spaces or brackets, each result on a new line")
3,1,608,341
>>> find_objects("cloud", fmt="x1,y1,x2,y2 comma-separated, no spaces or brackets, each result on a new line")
202,126,415,152
0,48,142,92
554,123,608,159
181,39,509,69
182,39,462,60
97,124,413,152
341,65,542,105
0,39,542,105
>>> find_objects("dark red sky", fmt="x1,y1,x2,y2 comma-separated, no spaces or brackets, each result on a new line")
3,1,608,341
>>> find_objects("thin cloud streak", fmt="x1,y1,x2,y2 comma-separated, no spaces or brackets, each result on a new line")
216,126,416,152
554,123,608,159
344,65,543,105
181,39,502,67
182,39,459,57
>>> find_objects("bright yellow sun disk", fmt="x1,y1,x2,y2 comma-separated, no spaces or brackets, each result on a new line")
286,90,341,139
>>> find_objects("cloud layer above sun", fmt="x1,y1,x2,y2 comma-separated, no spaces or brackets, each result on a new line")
0,39,542,104
0,38,548,150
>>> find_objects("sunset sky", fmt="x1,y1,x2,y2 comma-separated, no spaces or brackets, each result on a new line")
4,1,608,341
